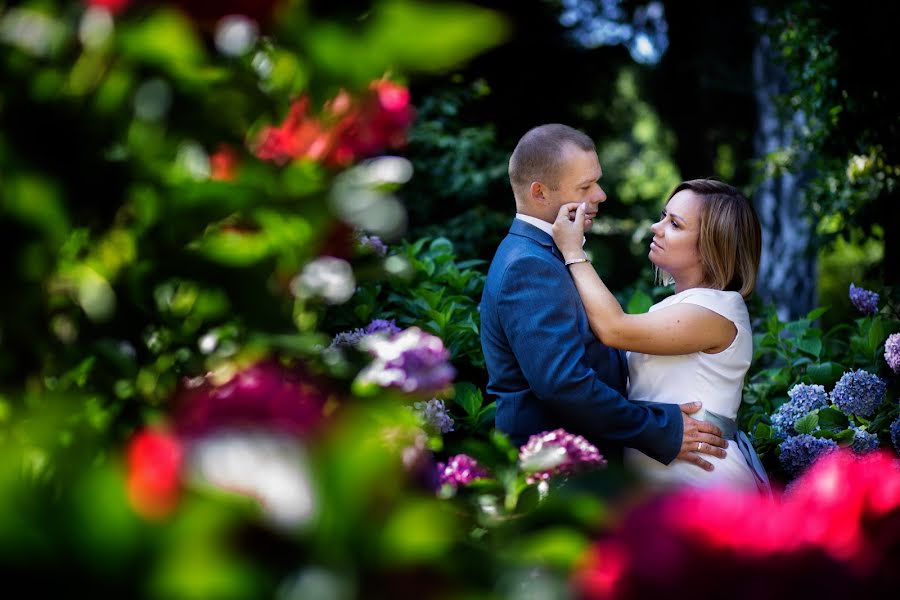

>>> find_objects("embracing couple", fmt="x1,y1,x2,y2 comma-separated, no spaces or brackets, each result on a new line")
480,124,770,492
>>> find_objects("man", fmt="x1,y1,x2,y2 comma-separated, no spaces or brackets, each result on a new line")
480,124,726,469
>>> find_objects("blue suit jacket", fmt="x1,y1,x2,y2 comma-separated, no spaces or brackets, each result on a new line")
480,219,683,465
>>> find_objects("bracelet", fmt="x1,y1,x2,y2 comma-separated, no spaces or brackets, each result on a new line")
564,257,591,266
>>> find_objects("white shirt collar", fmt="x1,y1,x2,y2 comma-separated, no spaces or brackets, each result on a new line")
515,213,554,236
515,213,586,246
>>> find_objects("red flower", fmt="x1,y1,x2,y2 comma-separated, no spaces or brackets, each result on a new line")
126,428,183,519
85,0,130,15
252,80,414,168
575,450,900,599
210,144,239,181
173,360,330,440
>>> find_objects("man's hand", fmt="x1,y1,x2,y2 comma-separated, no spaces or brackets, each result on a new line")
677,402,727,471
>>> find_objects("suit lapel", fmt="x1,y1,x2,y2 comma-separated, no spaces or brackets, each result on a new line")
508,219,565,263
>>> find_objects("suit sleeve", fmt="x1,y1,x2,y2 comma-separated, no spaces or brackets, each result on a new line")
497,256,682,464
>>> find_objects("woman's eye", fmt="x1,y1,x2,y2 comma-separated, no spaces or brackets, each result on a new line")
671,221,679,229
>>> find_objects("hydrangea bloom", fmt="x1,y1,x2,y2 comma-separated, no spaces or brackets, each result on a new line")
358,234,388,257
413,398,454,434
436,454,488,487
830,369,886,418
778,434,838,477
330,318,401,350
357,327,455,394
849,282,879,315
885,332,900,373
850,426,880,454
892,416,900,455
173,361,327,439
518,429,606,485
770,383,828,437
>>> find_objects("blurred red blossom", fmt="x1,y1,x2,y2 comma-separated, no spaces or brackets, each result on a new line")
253,80,414,167
85,0,130,15
209,144,239,181
173,360,332,440
126,428,183,519
575,450,900,599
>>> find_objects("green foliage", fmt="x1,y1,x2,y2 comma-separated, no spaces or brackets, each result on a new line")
743,285,900,480
339,236,487,373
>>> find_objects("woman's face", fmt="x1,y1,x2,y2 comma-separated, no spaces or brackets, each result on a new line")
648,190,703,276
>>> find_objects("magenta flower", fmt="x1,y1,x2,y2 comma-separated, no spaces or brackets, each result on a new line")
518,429,606,484
173,360,328,439
436,454,489,488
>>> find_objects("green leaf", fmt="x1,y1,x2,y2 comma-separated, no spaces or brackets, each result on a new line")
817,406,849,429
794,411,819,435
118,9,207,80
754,422,773,441
806,361,844,385
806,307,829,321
795,335,822,358
452,382,483,416
867,317,885,355
833,428,856,444
626,290,652,314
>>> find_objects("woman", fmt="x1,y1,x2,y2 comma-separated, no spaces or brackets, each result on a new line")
552,179,769,492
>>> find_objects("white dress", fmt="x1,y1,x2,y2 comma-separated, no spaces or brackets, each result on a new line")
624,288,759,490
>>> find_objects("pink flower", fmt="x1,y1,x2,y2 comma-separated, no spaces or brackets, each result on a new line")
575,450,900,599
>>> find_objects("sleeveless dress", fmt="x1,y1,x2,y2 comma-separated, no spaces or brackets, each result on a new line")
623,288,759,490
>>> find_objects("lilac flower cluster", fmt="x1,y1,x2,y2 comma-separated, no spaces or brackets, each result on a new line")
358,234,388,257
850,426,880,454
436,454,488,487
830,369,886,418
358,327,456,394
849,283,879,315
892,416,900,455
885,333,900,374
413,398,455,434
518,429,607,485
330,318,401,350
770,383,828,437
778,434,838,477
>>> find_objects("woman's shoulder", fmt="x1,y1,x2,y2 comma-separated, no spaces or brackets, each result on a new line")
660,288,749,323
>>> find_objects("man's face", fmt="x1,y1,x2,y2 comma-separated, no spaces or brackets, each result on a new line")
543,145,607,230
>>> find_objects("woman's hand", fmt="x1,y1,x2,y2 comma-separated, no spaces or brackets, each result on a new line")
552,202,589,260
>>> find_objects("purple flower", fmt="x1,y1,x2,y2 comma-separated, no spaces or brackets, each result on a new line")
436,454,488,487
357,327,455,394
358,234,388,257
364,319,401,336
830,369,886,418
330,318,401,350
891,416,900,455
770,383,829,437
849,283,879,315
850,426,880,454
518,429,607,485
778,434,838,477
885,333,900,374
413,398,454,434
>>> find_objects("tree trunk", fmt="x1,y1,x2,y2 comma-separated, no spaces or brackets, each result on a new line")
751,6,816,320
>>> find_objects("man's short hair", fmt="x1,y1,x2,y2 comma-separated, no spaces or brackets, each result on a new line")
508,124,596,195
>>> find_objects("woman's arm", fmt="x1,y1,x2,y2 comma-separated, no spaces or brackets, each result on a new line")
552,203,736,355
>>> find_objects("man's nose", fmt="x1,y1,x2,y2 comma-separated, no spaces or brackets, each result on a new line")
594,187,607,204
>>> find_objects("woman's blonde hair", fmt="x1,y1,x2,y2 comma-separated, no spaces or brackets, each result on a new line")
656,179,762,299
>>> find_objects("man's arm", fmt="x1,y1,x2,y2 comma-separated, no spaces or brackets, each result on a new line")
497,255,683,464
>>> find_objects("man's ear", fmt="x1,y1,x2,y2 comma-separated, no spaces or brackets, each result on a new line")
529,181,546,204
